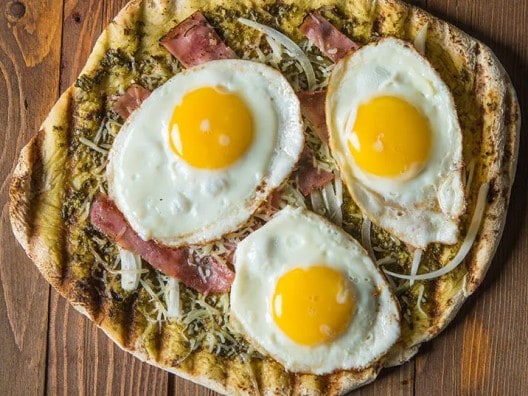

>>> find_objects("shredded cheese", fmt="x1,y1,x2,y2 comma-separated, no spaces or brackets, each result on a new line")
78,16,488,361
139,278,169,321
415,284,427,317
78,136,109,155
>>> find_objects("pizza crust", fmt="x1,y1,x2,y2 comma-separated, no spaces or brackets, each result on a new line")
8,0,520,394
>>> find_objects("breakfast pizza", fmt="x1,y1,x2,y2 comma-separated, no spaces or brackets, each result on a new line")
9,0,519,394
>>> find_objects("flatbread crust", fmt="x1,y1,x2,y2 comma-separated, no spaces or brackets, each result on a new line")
8,0,520,394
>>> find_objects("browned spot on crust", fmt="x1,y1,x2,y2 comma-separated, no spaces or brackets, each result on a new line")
25,131,45,240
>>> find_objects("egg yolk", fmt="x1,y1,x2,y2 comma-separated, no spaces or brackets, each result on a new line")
348,95,432,178
168,87,253,169
272,266,356,346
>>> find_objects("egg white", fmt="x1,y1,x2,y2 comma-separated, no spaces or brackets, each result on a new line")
107,60,303,247
326,38,465,248
230,206,401,374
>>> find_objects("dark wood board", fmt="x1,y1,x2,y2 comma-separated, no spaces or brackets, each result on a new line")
1,0,526,394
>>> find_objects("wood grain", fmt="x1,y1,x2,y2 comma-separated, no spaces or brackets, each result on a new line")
44,1,169,395
414,0,528,394
1,0,527,395
0,0,63,394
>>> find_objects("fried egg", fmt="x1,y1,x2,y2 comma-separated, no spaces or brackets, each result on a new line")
230,206,401,374
107,60,303,247
326,38,465,249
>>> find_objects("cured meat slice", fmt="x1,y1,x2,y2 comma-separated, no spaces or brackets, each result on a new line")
297,90,329,144
90,194,234,294
160,11,237,68
300,12,361,62
296,148,334,196
112,84,151,120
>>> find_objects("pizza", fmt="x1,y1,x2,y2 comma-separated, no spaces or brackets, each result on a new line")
9,0,519,394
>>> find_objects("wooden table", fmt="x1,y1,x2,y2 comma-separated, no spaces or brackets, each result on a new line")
1,0,526,394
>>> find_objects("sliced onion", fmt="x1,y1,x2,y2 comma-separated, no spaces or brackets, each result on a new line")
322,182,342,226
334,171,343,208
265,35,283,64
165,278,181,319
310,190,325,215
409,249,424,286
414,22,429,55
119,247,142,291
361,216,376,262
384,183,489,281
238,17,316,89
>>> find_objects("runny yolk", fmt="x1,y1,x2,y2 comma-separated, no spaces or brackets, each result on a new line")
272,266,356,346
348,95,432,179
168,86,253,169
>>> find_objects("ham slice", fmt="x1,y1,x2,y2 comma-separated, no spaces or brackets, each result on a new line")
297,90,329,144
160,11,237,68
297,14,362,145
90,194,234,294
299,12,361,62
112,84,151,120
296,148,334,196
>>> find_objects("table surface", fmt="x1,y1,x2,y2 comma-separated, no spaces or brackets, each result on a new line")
1,0,527,394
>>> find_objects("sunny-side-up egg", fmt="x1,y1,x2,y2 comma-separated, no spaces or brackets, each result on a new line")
107,60,304,247
230,206,401,374
326,38,465,249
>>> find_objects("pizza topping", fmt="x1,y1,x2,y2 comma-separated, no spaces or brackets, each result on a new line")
409,249,424,286
299,12,361,62
413,22,429,55
415,284,427,316
361,216,376,262
118,247,142,291
309,172,343,226
297,90,329,143
90,194,235,294
78,136,109,155
238,17,316,90
296,147,335,196
112,84,151,120
384,183,489,281
165,277,182,318
53,5,492,366
160,11,237,68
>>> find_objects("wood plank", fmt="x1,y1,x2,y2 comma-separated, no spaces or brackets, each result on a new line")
415,0,528,394
45,0,169,394
0,0,63,394
47,290,169,395
354,363,414,395
170,375,220,396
